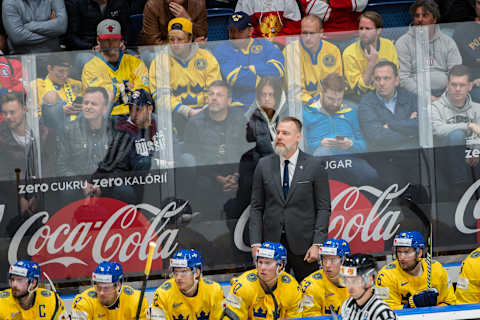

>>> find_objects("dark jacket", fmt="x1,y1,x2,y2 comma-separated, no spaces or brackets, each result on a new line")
139,0,207,45
56,116,110,177
64,0,129,50
0,121,55,180
358,87,419,152
184,107,249,166
96,117,160,174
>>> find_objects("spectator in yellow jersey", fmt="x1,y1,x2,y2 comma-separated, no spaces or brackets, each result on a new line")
376,231,456,309
343,11,399,98
71,261,148,319
82,19,150,115
35,55,83,131
149,17,221,138
300,238,350,316
0,260,68,319
222,241,302,320
283,15,342,105
150,249,224,320
455,247,480,304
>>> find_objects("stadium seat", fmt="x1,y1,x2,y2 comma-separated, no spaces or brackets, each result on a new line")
368,0,414,41
207,8,234,42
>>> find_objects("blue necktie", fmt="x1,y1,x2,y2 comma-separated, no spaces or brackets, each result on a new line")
283,159,289,199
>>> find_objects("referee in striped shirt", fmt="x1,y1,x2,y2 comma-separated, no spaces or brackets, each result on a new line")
339,254,397,320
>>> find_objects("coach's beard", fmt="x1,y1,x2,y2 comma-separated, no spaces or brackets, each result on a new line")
274,143,290,157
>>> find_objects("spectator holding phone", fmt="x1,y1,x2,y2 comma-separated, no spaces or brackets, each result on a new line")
36,55,83,125
303,73,378,185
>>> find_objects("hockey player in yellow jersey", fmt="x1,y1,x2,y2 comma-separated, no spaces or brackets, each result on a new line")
0,260,68,319
376,231,456,309
149,17,221,119
300,238,350,317
456,247,480,304
222,241,302,320
82,19,150,116
149,249,224,320
71,261,148,320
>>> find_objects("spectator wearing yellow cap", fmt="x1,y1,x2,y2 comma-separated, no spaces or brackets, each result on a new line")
81,19,150,115
149,17,222,138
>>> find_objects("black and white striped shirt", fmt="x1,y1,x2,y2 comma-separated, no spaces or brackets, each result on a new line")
340,294,398,320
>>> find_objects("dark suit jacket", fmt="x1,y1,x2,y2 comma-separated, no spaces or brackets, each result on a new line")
249,150,331,255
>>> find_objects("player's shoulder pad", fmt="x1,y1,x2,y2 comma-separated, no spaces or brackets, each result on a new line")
281,272,297,285
312,270,323,280
123,286,134,296
87,289,98,298
246,272,258,282
0,290,10,298
471,250,480,259
202,277,213,285
385,263,396,270
160,280,173,291
39,288,52,297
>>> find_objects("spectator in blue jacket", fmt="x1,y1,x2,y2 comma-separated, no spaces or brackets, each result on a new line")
213,11,285,107
303,73,378,185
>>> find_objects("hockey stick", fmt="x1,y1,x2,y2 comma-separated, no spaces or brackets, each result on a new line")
135,241,157,320
401,197,432,289
329,305,339,320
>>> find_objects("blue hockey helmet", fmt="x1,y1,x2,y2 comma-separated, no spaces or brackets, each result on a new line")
394,231,425,249
256,241,287,266
320,238,351,257
9,260,41,283
92,261,124,284
170,249,203,271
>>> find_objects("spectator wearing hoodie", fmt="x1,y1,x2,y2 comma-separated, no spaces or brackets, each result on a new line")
432,65,480,186
395,0,462,102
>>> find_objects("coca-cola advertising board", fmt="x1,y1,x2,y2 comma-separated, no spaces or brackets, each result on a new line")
0,148,479,287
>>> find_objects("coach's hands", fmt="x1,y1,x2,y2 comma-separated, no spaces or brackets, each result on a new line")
409,289,438,308
304,245,320,263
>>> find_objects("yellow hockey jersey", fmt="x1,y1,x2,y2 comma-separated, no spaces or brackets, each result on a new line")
456,247,480,304
224,269,302,320
70,285,148,320
81,53,150,115
34,76,83,120
342,37,399,95
150,277,224,320
149,45,222,117
300,269,348,316
283,39,343,105
0,288,68,320
376,258,456,309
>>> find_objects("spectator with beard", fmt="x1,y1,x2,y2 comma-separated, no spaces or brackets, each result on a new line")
342,11,398,99
82,19,150,116
395,0,461,102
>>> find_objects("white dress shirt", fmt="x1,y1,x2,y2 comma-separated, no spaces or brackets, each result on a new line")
280,148,299,187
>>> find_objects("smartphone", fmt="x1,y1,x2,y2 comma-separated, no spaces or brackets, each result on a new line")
335,135,345,141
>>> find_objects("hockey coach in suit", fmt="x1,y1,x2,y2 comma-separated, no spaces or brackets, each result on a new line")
249,116,331,281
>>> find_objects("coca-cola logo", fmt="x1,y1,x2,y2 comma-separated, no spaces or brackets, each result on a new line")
455,179,480,242
328,181,406,253
8,198,186,279
234,181,407,253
